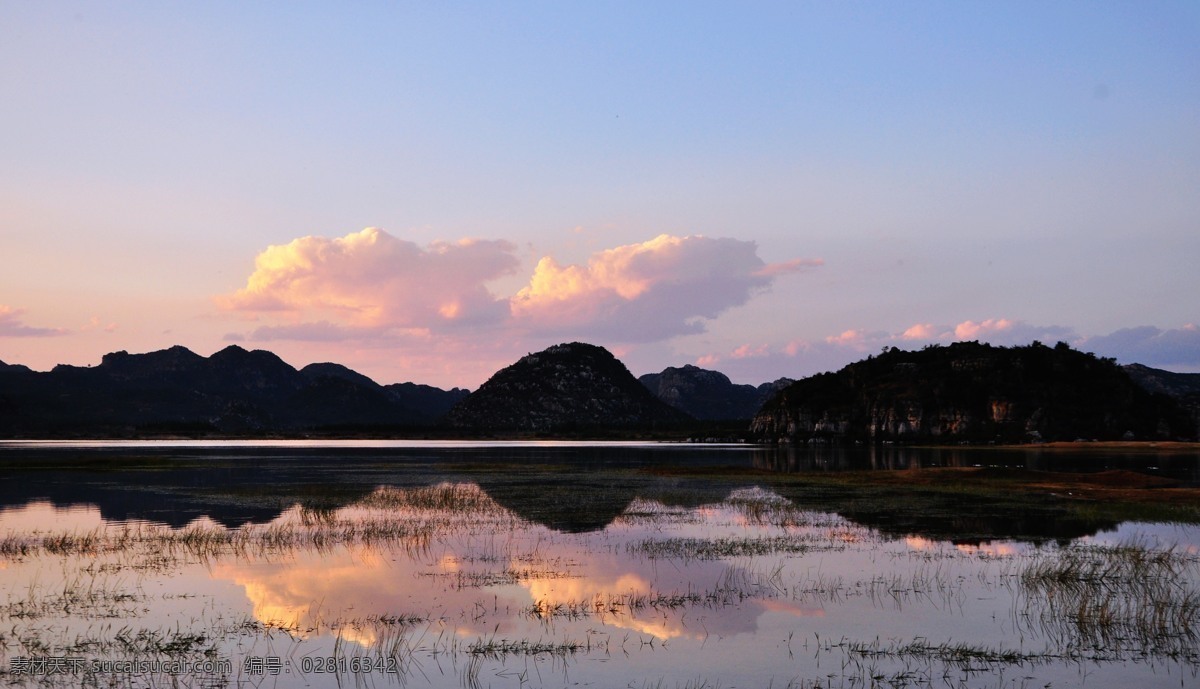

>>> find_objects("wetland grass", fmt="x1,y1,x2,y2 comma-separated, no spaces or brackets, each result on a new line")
1016,540,1200,658
4,470,1200,688
628,534,840,560
0,484,528,565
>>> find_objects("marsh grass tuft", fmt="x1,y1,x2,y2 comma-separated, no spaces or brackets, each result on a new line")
629,535,838,560
468,635,589,658
1017,539,1200,660
0,483,530,565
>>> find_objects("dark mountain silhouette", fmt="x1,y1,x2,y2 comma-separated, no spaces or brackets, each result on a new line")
0,359,34,374
301,362,383,389
639,364,792,420
5,341,1197,441
752,341,1195,443
1124,363,1200,437
298,362,468,423
0,345,467,437
446,342,691,432
382,382,469,419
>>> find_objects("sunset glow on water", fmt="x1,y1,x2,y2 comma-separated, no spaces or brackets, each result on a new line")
1,444,1198,688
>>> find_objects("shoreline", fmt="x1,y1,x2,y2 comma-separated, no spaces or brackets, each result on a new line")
980,440,1200,453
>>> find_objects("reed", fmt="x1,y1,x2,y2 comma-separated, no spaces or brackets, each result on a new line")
1017,539,1200,658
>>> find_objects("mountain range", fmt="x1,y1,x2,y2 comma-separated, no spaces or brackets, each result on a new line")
1,340,1197,440
0,345,468,436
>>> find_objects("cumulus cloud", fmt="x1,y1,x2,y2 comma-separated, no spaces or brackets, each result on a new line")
0,306,66,337
511,234,815,341
217,227,520,330
1080,325,1200,367
900,323,936,340
953,318,1014,339
219,228,821,370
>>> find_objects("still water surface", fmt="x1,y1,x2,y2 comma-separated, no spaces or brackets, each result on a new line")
0,441,1197,688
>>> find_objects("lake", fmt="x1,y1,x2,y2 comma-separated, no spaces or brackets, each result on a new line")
0,441,1198,688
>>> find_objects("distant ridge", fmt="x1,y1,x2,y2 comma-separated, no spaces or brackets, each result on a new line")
0,345,467,437
752,341,1195,443
446,342,691,432
639,364,792,420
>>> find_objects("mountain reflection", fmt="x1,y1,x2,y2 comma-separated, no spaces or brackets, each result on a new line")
4,468,1196,689
1,443,1188,543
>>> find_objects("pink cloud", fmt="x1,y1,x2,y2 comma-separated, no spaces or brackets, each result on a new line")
731,343,770,359
900,323,935,340
217,228,519,330
801,318,1075,354
825,329,861,346
215,229,821,385
0,305,67,338
753,257,825,277
783,339,810,357
953,318,1014,339
510,234,820,342
824,329,884,349
947,318,1075,346
221,230,817,346
608,344,634,359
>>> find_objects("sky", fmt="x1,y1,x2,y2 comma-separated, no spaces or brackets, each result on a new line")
2,1,1198,389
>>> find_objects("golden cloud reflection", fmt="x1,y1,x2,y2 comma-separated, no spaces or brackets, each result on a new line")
905,536,938,552
954,542,1020,557
206,485,830,650
214,550,391,635
906,535,1022,558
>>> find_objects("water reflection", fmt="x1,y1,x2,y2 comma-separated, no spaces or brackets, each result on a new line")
201,488,831,649
1,476,1198,689
753,444,1200,480
4,442,1192,546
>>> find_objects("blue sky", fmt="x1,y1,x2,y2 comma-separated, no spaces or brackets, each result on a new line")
2,2,1198,387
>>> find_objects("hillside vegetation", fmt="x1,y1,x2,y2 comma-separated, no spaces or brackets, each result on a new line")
751,341,1194,444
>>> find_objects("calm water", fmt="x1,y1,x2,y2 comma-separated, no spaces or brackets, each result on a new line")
0,441,1197,688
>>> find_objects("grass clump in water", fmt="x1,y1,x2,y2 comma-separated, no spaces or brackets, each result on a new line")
1017,539,1200,659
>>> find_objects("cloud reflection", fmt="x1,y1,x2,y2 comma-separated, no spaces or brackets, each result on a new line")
206,487,828,650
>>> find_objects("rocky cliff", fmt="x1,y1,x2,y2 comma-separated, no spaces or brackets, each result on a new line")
446,342,691,432
639,365,792,420
751,341,1194,443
